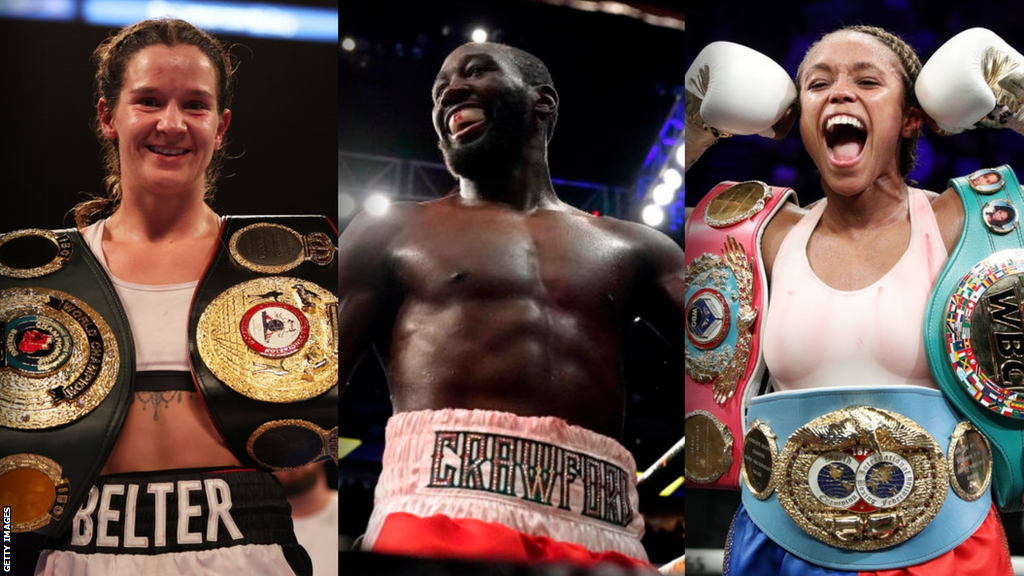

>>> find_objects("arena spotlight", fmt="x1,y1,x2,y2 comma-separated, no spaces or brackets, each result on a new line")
471,28,488,42
652,183,676,206
631,92,684,231
675,144,685,167
364,193,391,216
662,168,682,191
641,204,665,227
339,192,357,219
341,37,356,51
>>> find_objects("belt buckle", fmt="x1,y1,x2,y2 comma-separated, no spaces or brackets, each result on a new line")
775,405,948,550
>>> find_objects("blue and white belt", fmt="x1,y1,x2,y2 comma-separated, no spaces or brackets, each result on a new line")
740,385,993,570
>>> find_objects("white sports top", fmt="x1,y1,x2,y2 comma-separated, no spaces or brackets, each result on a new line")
762,187,949,391
82,219,197,371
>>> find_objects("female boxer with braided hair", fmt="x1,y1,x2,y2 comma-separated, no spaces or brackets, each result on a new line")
687,24,1020,576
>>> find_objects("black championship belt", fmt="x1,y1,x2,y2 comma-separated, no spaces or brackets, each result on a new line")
0,228,135,536
189,216,338,470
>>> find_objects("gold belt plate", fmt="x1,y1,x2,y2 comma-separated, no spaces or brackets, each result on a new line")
229,223,337,274
775,406,947,550
0,454,71,532
684,410,733,483
0,229,73,279
0,287,119,429
197,277,338,403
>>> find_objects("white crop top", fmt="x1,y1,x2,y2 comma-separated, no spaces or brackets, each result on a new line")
761,187,949,391
82,220,197,371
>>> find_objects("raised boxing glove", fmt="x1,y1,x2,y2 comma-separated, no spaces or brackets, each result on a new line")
685,41,797,171
916,28,1024,135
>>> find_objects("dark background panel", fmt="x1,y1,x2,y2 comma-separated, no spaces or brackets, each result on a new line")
0,13,338,233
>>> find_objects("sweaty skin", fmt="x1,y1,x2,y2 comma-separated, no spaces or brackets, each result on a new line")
339,42,684,440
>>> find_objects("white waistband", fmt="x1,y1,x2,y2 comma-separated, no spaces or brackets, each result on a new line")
363,408,648,560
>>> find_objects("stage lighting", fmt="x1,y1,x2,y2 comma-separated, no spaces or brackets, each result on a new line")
339,193,356,219
472,28,488,42
675,144,685,167
662,168,682,190
341,37,355,51
642,204,665,227
652,183,676,206
364,193,391,216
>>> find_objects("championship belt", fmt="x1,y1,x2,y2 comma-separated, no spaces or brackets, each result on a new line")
684,181,796,489
189,216,338,470
741,386,993,570
0,228,135,536
925,164,1024,512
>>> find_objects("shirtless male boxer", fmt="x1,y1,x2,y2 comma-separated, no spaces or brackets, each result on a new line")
338,41,684,567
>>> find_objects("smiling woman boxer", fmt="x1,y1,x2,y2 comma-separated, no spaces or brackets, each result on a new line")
4,19,334,576
685,25,1024,576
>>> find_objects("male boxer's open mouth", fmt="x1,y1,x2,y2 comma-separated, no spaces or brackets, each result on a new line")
447,106,486,140
824,114,867,167
147,145,190,157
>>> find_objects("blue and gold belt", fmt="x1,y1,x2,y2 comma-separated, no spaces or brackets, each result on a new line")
740,386,992,570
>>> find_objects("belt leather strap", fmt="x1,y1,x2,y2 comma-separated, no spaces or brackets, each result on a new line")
0,228,135,536
685,180,796,489
189,216,338,471
925,164,1024,512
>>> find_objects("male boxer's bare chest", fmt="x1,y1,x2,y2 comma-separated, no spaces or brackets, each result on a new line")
393,206,637,314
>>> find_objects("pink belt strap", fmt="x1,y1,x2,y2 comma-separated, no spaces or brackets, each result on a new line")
684,180,796,489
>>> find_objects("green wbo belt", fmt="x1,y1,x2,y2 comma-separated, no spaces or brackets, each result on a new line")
925,164,1024,512
189,215,339,471
0,228,135,536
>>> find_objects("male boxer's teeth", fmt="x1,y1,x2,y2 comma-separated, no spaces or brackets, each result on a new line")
449,107,485,134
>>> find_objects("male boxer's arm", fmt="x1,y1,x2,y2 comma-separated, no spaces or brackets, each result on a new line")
685,41,797,172
337,206,408,394
634,224,685,356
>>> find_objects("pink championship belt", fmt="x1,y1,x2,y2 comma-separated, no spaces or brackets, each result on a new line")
685,181,795,489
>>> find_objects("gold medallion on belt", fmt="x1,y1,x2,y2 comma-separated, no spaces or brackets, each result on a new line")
0,287,119,429
0,454,71,532
684,410,733,483
229,223,337,274
0,229,73,279
774,406,947,550
685,236,757,405
196,277,338,402
704,181,773,228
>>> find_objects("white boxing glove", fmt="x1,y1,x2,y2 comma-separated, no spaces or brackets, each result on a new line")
916,28,1024,135
685,42,797,171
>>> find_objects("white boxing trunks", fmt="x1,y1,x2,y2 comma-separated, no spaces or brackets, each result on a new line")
34,467,311,576
363,408,648,562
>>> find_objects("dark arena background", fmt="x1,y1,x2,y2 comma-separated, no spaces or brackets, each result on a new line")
686,1,1024,574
